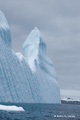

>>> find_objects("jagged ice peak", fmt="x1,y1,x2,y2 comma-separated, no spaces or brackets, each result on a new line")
22,27,46,71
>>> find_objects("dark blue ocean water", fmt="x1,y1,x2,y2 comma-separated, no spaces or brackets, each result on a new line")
0,103,80,120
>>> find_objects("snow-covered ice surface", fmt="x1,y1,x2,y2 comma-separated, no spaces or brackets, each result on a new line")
0,11,61,103
0,105,24,111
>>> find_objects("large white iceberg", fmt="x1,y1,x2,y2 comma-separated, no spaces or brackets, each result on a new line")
0,11,61,103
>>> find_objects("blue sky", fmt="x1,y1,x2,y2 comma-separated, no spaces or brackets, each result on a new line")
0,0,80,97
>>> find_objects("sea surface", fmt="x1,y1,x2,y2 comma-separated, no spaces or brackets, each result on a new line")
0,102,80,120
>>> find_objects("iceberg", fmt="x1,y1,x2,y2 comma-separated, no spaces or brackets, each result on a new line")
0,11,61,103
0,105,25,111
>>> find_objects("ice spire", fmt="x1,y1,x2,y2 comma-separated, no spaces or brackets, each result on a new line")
23,27,57,80
23,27,41,70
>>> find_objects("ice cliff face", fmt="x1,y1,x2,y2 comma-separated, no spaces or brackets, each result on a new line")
0,11,11,48
0,11,61,103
